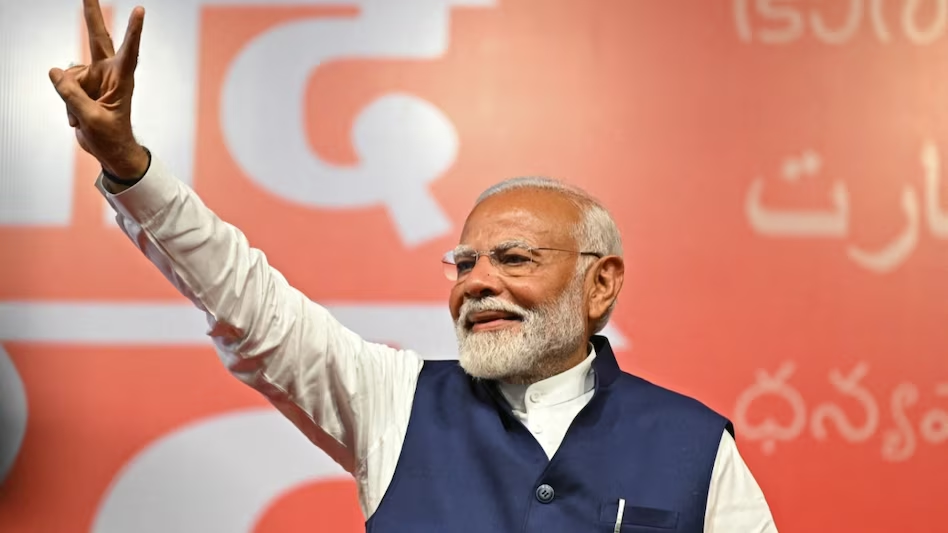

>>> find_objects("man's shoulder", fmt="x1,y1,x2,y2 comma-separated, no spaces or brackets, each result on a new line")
418,358,464,373
611,371,733,433
416,359,470,385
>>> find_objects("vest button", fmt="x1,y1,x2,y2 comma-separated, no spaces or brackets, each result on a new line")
535,484,555,503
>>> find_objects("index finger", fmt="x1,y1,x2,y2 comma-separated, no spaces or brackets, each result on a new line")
83,0,115,61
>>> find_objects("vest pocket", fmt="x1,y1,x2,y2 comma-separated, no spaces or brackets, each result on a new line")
598,501,680,529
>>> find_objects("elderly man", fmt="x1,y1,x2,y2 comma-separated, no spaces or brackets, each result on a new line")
49,2,777,532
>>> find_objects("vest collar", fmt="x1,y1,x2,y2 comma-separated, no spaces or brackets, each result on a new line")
590,335,621,389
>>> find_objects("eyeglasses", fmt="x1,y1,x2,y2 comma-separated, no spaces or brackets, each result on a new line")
442,243,603,281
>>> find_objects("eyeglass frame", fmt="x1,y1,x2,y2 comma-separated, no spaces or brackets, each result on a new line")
441,240,604,281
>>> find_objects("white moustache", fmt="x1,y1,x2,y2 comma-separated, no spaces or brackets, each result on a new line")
458,297,529,327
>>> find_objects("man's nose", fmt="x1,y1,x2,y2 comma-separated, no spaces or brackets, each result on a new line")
462,255,503,299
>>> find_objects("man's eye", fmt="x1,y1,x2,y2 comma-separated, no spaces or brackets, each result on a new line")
456,259,476,273
498,252,531,265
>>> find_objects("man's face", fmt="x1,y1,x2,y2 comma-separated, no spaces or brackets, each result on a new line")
449,188,590,382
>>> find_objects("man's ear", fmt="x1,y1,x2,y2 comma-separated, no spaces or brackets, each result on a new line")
586,255,624,326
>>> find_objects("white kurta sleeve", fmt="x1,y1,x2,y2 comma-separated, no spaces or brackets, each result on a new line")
96,155,423,516
704,430,779,532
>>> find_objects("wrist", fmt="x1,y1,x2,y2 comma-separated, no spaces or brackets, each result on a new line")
102,144,150,180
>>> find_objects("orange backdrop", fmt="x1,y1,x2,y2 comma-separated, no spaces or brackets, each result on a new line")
1,1,947,532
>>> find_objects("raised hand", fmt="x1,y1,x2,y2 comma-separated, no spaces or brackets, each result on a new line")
49,0,149,179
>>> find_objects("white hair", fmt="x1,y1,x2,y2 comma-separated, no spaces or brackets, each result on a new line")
474,176,623,333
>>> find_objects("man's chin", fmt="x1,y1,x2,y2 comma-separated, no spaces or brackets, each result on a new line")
455,326,529,379
457,346,523,381
458,356,514,381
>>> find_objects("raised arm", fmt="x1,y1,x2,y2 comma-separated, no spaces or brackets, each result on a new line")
47,0,424,494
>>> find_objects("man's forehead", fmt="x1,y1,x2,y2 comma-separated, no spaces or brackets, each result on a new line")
458,188,580,247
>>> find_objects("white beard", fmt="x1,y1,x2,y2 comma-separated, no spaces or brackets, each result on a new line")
454,276,587,382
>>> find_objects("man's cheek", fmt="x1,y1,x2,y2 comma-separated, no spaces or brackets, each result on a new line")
448,294,463,321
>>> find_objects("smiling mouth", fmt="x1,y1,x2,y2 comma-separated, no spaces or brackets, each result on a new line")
466,312,524,332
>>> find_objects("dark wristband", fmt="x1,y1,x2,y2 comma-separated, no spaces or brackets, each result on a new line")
102,147,152,187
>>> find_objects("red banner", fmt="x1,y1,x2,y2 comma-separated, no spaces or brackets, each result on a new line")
1,1,946,531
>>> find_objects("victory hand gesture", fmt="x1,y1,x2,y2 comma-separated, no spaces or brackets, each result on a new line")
49,0,149,179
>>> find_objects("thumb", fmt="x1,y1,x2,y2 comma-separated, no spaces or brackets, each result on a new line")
49,69,79,127
49,67,100,124
49,67,64,85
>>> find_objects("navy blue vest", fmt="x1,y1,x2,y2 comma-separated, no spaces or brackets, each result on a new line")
366,335,732,533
